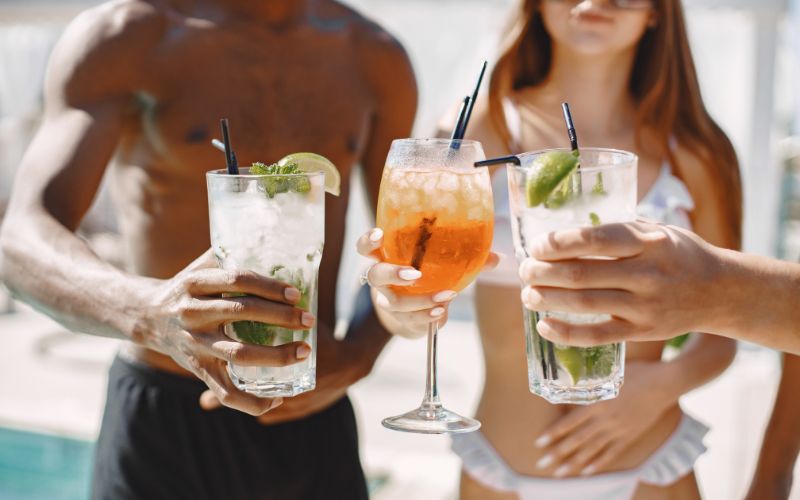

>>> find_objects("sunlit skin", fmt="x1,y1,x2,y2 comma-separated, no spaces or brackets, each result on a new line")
0,0,417,423
365,0,737,498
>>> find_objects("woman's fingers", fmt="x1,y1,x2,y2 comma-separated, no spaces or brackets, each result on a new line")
536,316,636,347
377,306,448,328
535,407,594,449
529,223,646,261
373,289,456,313
549,428,612,477
356,228,384,258
582,440,630,474
519,257,637,290
521,286,635,316
367,262,421,288
568,436,618,476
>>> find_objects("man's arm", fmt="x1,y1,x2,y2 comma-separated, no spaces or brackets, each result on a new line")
0,4,160,339
746,354,800,499
347,24,418,354
0,4,310,416
518,222,800,353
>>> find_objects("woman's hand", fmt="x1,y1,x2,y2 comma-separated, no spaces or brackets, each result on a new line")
356,228,456,339
532,361,677,477
519,221,726,346
143,249,313,416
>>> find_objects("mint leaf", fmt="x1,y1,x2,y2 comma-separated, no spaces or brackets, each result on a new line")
590,212,601,226
249,161,308,197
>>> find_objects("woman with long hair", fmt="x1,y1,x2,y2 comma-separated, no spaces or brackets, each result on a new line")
359,0,741,498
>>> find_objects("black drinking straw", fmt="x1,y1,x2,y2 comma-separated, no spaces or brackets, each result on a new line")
474,155,521,167
454,60,488,140
220,119,239,175
450,96,471,141
561,102,579,153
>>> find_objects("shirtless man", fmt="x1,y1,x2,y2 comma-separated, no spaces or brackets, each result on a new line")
0,1,417,498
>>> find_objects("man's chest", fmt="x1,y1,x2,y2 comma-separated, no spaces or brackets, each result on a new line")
123,28,374,175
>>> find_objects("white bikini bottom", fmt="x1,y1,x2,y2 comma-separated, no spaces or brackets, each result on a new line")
451,412,708,500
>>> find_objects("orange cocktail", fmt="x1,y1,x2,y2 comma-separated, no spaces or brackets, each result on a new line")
377,167,493,295
376,138,493,435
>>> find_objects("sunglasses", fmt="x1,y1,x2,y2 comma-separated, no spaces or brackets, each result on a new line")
548,0,654,9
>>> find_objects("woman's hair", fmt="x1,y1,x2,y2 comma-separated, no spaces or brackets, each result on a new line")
489,0,742,248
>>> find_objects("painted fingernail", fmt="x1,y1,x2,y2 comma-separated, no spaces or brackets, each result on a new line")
554,465,570,478
432,291,457,303
536,454,553,469
398,269,422,281
581,465,597,476
535,435,551,448
296,344,311,359
284,287,300,302
301,312,315,327
430,307,445,318
370,228,384,242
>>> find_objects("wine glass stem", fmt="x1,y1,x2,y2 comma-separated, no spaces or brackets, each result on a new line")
422,321,441,409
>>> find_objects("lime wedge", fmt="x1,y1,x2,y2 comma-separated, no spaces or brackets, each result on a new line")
526,151,579,207
554,346,585,384
278,152,341,196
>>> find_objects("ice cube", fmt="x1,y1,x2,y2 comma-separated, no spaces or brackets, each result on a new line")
437,173,458,192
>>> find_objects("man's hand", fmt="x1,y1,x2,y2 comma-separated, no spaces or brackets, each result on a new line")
143,249,314,416
519,222,726,346
254,321,362,425
531,361,678,477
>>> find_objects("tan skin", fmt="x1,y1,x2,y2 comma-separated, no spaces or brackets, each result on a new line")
363,1,735,498
0,0,417,421
461,2,736,498
745,354,800,500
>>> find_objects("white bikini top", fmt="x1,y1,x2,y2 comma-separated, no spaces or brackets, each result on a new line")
479,98,696,286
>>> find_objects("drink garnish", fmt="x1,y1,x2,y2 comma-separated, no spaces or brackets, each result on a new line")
231,266,311,345
278,152,341,196
410,217,437,270
250,161,311,197
525,150,579,207
589,212,601,226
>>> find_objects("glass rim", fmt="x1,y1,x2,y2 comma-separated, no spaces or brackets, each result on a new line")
512,147,638,174
206,168,325,179
390,138,482,148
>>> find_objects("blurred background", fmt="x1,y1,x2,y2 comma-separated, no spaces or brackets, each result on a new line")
0,0,798,499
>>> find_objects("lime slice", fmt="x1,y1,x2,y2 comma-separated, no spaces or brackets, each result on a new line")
526,151,579,207
554,346,585,384
278,152,341,196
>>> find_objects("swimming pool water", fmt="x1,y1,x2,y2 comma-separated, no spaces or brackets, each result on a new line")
0,427,92,500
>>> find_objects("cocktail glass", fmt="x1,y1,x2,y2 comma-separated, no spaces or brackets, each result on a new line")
507,148,637,404
377,138,493,433
206,168,325,397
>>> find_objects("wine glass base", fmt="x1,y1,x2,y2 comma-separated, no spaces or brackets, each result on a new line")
382,406,481,434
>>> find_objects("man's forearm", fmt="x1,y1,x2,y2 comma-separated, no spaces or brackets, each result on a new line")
345,285,392,379
715,249,800,353
0,211,157,342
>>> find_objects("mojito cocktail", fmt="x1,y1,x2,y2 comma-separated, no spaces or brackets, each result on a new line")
378,139,493,433
507,148,637,404
207,165,325,397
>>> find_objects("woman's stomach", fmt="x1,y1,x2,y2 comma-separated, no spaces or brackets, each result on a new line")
474,282,681,477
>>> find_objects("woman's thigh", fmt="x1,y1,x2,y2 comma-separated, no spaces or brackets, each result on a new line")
633,472,701,500
459,472,519,500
